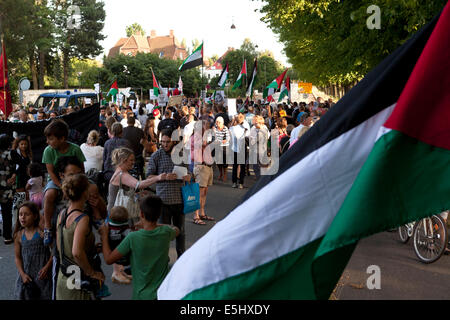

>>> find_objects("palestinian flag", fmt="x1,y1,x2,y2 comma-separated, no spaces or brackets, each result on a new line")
246,58,257,98
158,4,450,300
217,63,229,89
263,68,288,99
106,80,118,102
278,76,290,102
152,70,163,97
232,60,246,90
0,36,12,117
179,42,203,72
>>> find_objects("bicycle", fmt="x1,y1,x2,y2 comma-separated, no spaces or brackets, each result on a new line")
398,221,415,244
413,214,448,264
397,211,449,264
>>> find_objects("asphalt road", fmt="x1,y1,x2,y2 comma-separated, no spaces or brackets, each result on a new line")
0,168,252,300
1,167,449,300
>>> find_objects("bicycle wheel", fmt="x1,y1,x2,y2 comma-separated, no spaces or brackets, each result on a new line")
413,215,448,264
398,225,410,243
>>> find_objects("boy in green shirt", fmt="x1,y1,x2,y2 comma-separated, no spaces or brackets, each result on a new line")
42,119,86,246
100,195,179,300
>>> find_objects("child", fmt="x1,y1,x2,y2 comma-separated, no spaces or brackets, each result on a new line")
56,173,108,300
108,206,132,284
41,119,86,246
26,163,45,210
100,195,179,300
13,202,52,300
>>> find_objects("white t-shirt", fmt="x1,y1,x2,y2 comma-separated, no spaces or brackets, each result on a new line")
121,118,142,129
290,124,304,145
230,123,250,153
146,103,155,114
80,143,104,172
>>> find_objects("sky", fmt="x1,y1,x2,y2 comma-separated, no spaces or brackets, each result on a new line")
100,0,290,66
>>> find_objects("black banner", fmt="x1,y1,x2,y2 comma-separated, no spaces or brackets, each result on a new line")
0,104,100,163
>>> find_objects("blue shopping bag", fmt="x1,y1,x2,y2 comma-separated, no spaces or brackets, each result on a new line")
181,182,200,214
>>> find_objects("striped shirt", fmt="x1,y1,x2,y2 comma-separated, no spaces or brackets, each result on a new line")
146,148,184,205
214,127,230,147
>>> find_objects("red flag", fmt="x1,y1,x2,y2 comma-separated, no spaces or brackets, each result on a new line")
0,38,12,118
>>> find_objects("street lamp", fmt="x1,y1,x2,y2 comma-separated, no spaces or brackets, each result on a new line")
77,72,82,91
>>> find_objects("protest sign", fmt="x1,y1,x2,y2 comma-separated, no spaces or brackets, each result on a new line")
169,95,182,107
227,99,237,117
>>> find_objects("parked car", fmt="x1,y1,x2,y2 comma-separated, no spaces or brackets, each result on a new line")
34,91,99,113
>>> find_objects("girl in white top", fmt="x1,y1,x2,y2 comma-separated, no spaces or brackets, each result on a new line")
80,130,104,172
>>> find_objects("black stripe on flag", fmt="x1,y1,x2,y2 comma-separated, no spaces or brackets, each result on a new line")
241,12,441,203
179,58,202,72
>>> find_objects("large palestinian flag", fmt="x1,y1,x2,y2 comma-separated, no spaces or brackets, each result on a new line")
158,4,450,300
179,42,203,72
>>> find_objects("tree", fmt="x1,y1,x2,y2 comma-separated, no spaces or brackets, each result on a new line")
0,0,56,90
53,0,106,88
126,23,145,37
219,39,283,97
102,52,203,97
258,0,447,86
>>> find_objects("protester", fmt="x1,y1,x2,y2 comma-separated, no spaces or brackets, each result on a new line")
13,201,52,300
137,104,148,127
142,118,159,158
41,119,86,246
249,115,270,179
107,147,165,283
191,120,215,225
120,110,142,129
122,117,145,179
157,109,179,135
103,122,131,184
55,173,105,300
26,163,45,210
80,130,104,172
0,134,16,244
229,114,250,189
214,116,230,182
146,129,191,258
100,195,179,300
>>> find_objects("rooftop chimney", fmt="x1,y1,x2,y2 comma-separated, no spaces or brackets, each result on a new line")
150,30,156,38
169,30,174,38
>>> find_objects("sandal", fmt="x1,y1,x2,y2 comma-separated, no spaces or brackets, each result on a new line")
200,215,215,221
193,218,206,225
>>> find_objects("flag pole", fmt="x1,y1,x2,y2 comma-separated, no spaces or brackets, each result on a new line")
1,34,6,111
201,40,204,108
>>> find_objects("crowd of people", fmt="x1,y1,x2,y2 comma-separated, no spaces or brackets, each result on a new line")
0,94,335,300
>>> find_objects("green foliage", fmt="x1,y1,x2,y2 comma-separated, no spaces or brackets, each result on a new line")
258,0,447,85
218,39,284,96
102,53,203,97
126,23,145,37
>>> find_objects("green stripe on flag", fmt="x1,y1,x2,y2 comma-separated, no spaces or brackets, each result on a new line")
183,238,323,300
313,129,450,299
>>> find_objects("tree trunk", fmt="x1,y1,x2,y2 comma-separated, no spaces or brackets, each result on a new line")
30,53,38,90
38,50,46,89
63,50,69,89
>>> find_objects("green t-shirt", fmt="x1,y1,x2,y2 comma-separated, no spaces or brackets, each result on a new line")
117,226,176,300
42,142,86,181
